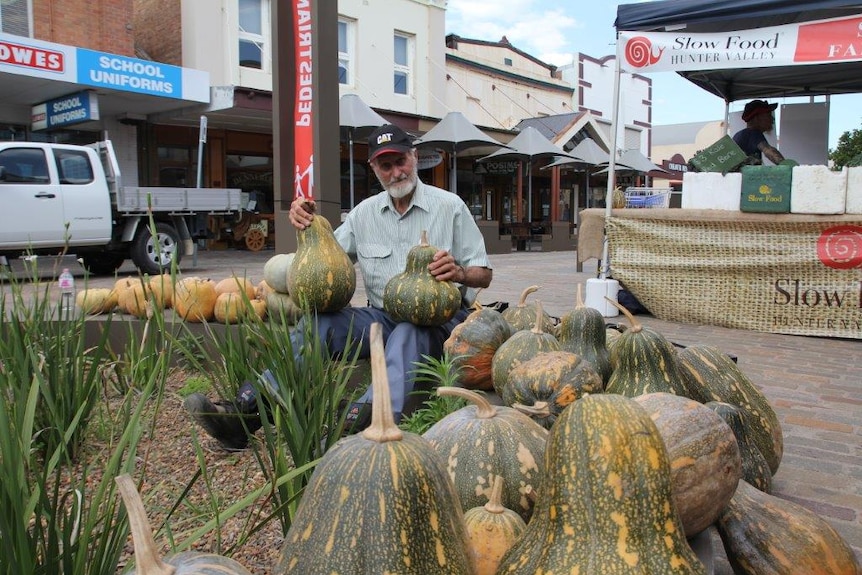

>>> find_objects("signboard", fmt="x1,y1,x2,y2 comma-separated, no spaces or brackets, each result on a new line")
293,1,314,200
605,214,862,339
618,14,862,74
31,90,99,131
0,32,209,103
690,135,747,174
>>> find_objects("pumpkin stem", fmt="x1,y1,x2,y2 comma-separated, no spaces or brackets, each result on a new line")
115,475,176,575
361,323,404,443
419,229,429,246
524,484,539,503
512,402,551,418
530,300,545,334
437,387,497,419
517,285,540,307
575,283,585,309
484,475,506,514
469,288,485,312
605,296,642,333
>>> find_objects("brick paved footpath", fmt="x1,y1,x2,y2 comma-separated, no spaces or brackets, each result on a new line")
6,248,860,570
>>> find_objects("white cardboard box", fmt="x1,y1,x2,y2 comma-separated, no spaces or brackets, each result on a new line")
847,167,862,214
681,172,742,210
790,165,847,214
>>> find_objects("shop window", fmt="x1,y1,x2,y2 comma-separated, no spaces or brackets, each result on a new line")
238,0,270,70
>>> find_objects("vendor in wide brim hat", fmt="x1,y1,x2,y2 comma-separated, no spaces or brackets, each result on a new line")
732,99,786,165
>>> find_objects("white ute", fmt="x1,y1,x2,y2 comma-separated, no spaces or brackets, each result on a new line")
0,140,241,275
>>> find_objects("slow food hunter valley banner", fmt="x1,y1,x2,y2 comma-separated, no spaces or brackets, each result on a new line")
606,217,862,339
294,0,313,200
618,14,862,73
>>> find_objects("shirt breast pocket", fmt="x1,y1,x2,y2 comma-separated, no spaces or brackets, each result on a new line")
357,244,393,306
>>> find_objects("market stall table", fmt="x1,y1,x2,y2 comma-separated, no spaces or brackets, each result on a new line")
578,208,862,339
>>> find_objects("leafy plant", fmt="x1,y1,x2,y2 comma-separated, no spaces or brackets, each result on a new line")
0,255,173,575
398,353,468,435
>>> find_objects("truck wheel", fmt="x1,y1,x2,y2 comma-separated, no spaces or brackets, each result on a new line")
81,254,125,276
131,222,182,275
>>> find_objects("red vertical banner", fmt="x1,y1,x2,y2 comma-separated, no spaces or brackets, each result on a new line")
293,0,314,200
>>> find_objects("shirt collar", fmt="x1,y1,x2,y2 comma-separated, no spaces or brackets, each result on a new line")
375,179,431,214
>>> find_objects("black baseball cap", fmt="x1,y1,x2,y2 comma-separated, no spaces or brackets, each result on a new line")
368,124,415,161
742,99,778,122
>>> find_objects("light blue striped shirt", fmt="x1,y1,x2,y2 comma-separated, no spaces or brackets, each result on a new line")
334,180,492,309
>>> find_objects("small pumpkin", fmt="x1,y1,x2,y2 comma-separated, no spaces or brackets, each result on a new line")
605,298,689,397
502,285,555,333
120,280,150,319
75,287,118,314
262,252,294,294
173,277,218,322
276,323,473,574
115,474,253,575
213,292,261,324
423,386,548,523
265,291,304,325
443,297,513,390
464,475,527,575
633,392,742,537
716,479,861,575
504,350,603,430
214,275,256,299
146,273,174,309
557,283,612,383
383,230,462,326
705,401,773,493
678,344,783,475
496,394,706,574
288,212,355,312
491,299,560,396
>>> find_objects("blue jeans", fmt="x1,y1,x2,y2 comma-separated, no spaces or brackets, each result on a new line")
262,306,469,421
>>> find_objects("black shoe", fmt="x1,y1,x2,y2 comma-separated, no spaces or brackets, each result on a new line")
342,402,372,436
184,393,262,451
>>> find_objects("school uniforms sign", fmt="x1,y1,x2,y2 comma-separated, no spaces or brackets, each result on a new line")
604,213,862,339
618,14,862,73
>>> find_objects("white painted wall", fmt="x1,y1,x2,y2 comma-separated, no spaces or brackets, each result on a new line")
180,0,447,119
561,53,652,157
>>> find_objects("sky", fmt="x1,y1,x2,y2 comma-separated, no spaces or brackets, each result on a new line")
444,0,862,150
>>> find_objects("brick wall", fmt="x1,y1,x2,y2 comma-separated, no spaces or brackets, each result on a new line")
131,0,182,65
32,0,135,56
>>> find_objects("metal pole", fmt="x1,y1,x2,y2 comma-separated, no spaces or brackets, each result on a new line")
349,128,355,208
601,38,623,280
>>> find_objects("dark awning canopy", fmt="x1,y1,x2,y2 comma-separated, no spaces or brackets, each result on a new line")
615,0,862,102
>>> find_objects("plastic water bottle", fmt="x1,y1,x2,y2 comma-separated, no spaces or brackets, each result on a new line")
58,268,75,314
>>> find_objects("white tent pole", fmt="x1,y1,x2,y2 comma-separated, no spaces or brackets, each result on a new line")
723,101,730,136
348,128,356,209
601,37,624,280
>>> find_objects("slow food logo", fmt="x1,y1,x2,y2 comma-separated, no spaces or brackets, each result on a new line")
624,36,663,68
817,225,862,270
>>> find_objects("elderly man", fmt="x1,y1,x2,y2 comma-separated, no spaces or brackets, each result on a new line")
186,124,493,449
732,99,785,165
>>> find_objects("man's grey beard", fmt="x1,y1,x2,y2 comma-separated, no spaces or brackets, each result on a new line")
379,171,418,199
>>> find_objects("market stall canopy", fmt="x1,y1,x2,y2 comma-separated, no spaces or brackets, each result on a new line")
413,111,510,193
614,0,862,102
340,94,387,208
543,138,610,170
479,126,582,219
596,149,670,175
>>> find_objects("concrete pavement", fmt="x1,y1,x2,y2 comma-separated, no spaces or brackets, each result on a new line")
4,246,860,570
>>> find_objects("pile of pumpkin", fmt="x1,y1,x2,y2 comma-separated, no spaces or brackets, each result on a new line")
112,222,860,574
72,252,314,324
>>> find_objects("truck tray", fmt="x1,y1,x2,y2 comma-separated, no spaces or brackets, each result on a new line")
116,187,242,214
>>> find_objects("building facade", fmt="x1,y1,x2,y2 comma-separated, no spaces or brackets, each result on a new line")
0,0,659,252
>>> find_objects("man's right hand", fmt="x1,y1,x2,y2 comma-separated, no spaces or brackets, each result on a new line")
288,198,316,230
